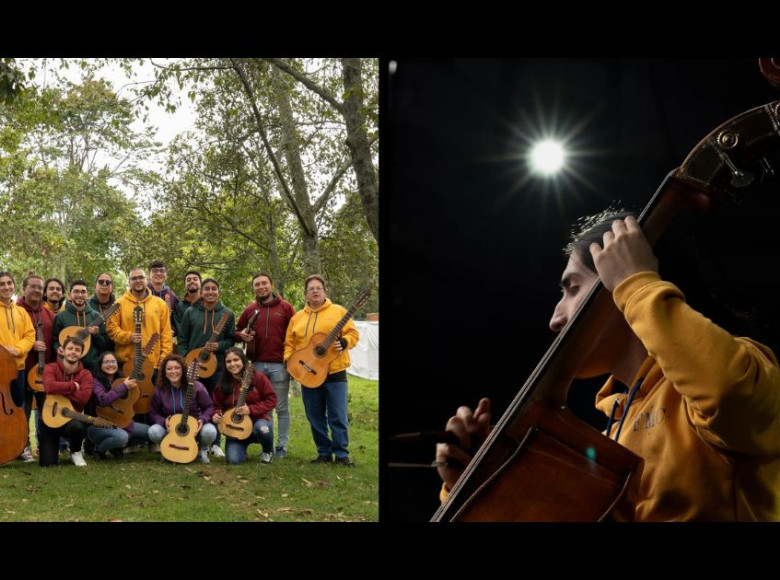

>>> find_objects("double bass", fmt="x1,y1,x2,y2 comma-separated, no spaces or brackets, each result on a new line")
0,346,28,464
430,72,780,521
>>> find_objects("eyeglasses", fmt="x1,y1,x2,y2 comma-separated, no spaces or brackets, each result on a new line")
97,279,113,286
129,276,146,282
150,268,166,274
102,360,118,366
307,287,325,293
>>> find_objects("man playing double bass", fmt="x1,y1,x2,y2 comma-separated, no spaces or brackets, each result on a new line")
437,213,780,521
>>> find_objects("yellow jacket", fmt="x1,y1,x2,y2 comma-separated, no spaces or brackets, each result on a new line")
284,298,359,376
596,271,780,521
106,288,173,369
0,300,35,370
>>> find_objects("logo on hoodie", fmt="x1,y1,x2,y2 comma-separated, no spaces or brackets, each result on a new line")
633,407,667,432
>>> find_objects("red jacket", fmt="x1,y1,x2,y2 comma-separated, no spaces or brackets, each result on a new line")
42,359,93,412
212,371,277,423
235,294,294,363
16,297,56,371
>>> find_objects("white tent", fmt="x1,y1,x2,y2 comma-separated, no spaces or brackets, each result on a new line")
349,320,379,381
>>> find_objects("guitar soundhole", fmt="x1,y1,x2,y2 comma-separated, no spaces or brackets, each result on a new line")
199,352,209,362
176,424,190,436
230,412,240,423
314,345,327,357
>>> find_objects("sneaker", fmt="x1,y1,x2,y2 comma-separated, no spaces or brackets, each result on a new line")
335,456,355,467
261,451,273,464
70,451,87,467
311,455,332,464
210,444,225,458
91,449,107,461
274,447,288,459
197,450,210,464
110,448,124,459
149,443,161,454
20,447,34,463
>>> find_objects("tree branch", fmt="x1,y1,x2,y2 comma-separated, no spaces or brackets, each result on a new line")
264,58,343,114
313,160,352,214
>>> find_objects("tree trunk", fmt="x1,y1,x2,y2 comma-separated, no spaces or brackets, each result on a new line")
273,66,321,275
341,58,379,243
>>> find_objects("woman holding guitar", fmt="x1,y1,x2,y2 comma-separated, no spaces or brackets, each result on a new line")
148,353,217,464
0,272,35,412
212,347,277,465
85,351,151,459
283,275,360,466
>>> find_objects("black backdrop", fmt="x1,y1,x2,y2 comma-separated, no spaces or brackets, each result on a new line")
380,58,780,521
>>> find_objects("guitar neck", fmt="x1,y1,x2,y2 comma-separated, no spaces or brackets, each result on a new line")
322,300,363,347
35,323,45,368
177,381,197,426
62,408,114,428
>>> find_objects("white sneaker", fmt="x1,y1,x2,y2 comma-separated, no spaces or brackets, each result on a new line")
70,451,87,467
261,451,273,464
20,447,35,463
197,450,210,464
210,444,225,458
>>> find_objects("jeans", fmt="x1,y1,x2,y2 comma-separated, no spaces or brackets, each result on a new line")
224,418,274,464
10,370,25,408
301,379,349,459
200,370,222,447
148,422,217,449
23,388,44,448
254,361,290,450
87,423,151,453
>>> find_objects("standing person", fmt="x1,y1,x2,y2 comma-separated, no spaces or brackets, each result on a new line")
53,280,108,375
43,277,66,314
86,351,150,459
435,213,780,521
147,261,179,336
212,347,277,464
106,267,173,382
236,272,295,458
148,353,217,464
284,275,359,466
173,270,201,337
40,336,92,467
177,277,235,458
16,273,55,462
0,272,35,411
90,272,117,356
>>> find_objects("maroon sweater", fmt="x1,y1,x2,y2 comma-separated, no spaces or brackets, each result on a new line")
42,359,93,412
16,297,56,371
212,371,277,423
235,294,294,363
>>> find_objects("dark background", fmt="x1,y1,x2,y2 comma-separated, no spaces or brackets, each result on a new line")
380,58,780,521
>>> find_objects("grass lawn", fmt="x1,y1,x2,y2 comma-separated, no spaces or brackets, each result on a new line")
0,375,377,522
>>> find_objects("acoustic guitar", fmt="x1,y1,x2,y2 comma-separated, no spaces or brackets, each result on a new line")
96,335,157,428
217,363,254,440
286,287,370,388
242,308,261,356
184,312,230,378
27,319,47,392
58,303,121,359
42,394,116,429
0,346,27,464
160,360,201,464
121,305,159,414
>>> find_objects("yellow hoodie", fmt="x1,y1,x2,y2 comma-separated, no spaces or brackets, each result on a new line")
0,300,35,370
284,298,359,376
596,271,780,521
106,288,173,369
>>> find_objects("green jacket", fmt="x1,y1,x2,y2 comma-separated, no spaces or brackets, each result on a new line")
53,302,110,372
176,299,236,372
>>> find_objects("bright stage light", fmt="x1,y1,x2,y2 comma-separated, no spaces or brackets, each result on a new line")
529,139,566,176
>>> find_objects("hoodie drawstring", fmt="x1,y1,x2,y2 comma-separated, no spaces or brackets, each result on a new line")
613,378,644,442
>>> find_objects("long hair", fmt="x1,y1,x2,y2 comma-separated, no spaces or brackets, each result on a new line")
94,351,120,388
219,346,250,396
159,353,188,390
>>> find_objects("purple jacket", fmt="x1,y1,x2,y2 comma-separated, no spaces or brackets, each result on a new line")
91,376,137,436
149,381,214,427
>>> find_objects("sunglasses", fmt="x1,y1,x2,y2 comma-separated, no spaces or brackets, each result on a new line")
97,279,113,286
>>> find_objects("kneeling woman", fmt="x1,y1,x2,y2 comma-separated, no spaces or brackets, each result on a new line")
86,351,150,459
148,353,218,464
213,347,277,464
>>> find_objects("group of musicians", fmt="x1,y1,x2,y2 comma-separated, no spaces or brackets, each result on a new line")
0,264,360,468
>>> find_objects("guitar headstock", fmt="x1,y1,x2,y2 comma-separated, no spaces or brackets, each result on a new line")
186,358,200,386
100,302,121,323
133,305,143,327
355,287,372,310
215,312,230,334
142,333,160,356
247,309,260,327
241,362,254,388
